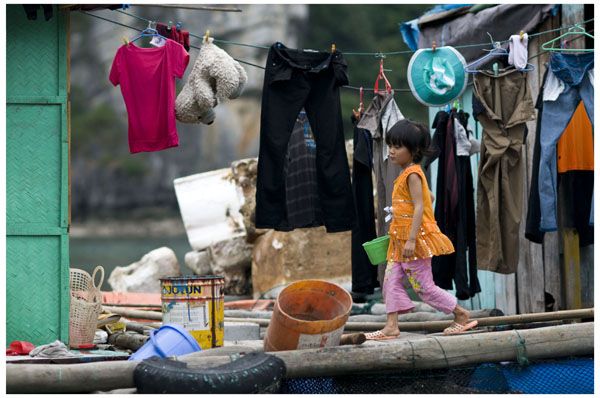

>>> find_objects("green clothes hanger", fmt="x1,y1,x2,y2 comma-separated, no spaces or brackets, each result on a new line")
541,24,594,52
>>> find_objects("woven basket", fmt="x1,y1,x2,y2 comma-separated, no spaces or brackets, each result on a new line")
69,266,104,348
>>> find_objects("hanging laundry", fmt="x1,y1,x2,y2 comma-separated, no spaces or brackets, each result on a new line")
109,39,189,153
556,100,594,246
283,110,322,228
175,38,247,125
508,33,529,70
356,91,404,284
157,22,190,51
350,113,378,299
527,68,594,247
557,171,594,247
357,92,403,230
472,68,535,274
255,42,355,232
557,101,594,173
424,110,480,299
525,68,549,245
538,53,594,232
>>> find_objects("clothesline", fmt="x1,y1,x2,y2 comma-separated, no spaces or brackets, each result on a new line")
113,9,593,57
81,10,593,93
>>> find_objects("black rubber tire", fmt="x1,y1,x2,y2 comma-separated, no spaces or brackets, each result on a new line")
133,352,286,394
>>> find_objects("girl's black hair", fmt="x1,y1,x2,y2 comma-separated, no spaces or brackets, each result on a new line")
385,119,434,163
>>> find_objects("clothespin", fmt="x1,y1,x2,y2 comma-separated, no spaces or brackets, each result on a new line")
122,36,129,45
168,20,173,29
359,86,364,113
204,30,210,43
519,30,524,41
331,43,336,53
176,21,182,31
352,86,364,119
432,40,437,52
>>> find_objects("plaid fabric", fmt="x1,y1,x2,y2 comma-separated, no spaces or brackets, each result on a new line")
284,111,323,228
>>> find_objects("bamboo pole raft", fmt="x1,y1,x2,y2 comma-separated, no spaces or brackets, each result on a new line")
6,322,593,393
103,306,593,332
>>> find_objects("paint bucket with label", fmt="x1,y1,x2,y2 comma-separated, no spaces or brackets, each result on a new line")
263,279,352,352
160,276,225,350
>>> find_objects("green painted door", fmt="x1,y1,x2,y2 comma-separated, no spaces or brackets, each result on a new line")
6,5,70,345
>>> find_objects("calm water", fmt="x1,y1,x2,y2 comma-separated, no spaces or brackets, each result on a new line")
69,235,196,291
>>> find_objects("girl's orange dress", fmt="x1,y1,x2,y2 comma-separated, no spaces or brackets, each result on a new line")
387,164,455,262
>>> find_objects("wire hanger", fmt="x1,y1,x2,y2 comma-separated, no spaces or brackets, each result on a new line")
374,54,392,94
130,20,166,43
466,33,534,75
465,34,509,74
541,24,594,52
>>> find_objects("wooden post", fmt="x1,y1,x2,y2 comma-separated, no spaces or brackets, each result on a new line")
580,245,594,308
558,4,586,312
562,229,582,309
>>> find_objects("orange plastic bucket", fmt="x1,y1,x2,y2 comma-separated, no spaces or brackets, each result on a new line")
264,279,352,352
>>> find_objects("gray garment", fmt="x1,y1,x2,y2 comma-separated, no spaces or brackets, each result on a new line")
454,116,471,156
29,340,79,358
357,92,404,284
418,4,554,64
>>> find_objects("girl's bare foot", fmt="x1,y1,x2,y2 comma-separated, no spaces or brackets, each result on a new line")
453,306,470,325
380,326,400,337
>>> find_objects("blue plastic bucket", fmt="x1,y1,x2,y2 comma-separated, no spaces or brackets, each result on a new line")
129,323,202,361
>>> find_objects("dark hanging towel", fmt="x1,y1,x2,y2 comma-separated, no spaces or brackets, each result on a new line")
350,114,379,298
423,110,480,300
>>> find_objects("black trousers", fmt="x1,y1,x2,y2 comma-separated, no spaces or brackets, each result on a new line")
350,116,379,294
256,42,355,232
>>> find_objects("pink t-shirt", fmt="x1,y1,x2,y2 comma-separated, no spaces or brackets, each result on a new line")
109,39,189,153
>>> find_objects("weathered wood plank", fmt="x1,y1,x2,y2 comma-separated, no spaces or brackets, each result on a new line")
494,273,517,315
544,231,563,309
537,13,563,312
580,244,594,308
517,24,545,315
562,229,582,309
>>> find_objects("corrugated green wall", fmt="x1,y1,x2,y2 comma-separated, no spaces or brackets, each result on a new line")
6,4,70,345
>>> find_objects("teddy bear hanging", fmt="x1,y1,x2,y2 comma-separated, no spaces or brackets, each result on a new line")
175,33,248,125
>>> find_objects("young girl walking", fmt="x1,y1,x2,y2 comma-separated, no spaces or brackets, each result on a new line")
365,119,478,340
